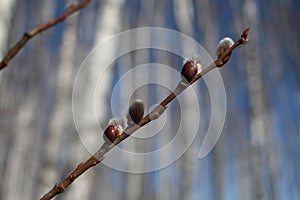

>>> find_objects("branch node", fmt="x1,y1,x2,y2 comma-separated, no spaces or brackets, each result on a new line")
179,81,189,88
215,60,224,67
76,162,84,169
24,31,32,38
55,183,65,192
149,105,166,120
70,174,76,181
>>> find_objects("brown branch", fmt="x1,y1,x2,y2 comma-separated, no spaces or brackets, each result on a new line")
39,28,249,200
0,0,91,71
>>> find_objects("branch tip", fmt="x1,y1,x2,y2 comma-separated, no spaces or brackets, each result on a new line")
241,27,250,44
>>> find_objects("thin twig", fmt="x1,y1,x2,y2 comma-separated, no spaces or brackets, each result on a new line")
39,28,249,200
0,0,91,71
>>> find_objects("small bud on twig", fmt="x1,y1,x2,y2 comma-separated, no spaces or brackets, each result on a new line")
127,99,145,126
181,59,200,83
103,117,124,142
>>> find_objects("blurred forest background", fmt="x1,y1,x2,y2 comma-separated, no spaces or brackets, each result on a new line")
0,0,300,200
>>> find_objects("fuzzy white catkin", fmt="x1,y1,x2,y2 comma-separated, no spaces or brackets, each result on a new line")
216,37,234,58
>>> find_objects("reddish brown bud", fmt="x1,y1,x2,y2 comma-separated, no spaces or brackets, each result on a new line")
181,60,198,83
103,124,120,142
127,99,144,126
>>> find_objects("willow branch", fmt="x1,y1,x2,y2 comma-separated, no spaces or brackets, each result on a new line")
0,0,91,71
40,28,249,200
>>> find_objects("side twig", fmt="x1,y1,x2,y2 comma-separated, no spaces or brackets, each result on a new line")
0,0,91,71
40,28,249,200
